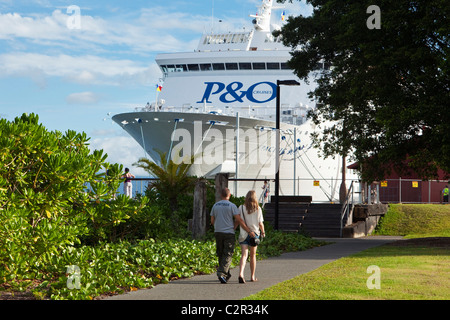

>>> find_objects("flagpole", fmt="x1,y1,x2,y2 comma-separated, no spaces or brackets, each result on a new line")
155,85,162,111
155,86,158,112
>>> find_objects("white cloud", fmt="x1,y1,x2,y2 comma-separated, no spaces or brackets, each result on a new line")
66,70,96,85
66,91,100,104
90,135,148,176
0,11,68,41
0,52,159,86
0,8,205,53
53,54,140,76
0,1,310,54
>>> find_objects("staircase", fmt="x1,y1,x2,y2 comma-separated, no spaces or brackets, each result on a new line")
264,197,345,237
263,196,310,232
300,203,343,237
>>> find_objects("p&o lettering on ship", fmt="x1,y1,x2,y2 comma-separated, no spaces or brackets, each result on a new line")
197,81,277,104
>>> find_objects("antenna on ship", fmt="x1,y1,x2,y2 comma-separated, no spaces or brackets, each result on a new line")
249,0,286,32
249,0,274,31
211,0,215,33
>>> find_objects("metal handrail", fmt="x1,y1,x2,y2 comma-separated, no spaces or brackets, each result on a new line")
340,180,355,237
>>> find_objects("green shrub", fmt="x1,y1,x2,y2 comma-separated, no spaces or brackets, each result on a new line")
258,227,325,258
0,113,148,280
0,114,102,250
1,238,221,300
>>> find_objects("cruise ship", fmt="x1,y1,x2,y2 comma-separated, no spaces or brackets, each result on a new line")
112,0,358,202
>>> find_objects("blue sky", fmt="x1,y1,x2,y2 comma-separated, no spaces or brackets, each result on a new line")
0,0,311,175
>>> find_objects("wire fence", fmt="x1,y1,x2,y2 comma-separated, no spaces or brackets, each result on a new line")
85,176,449,204
84,177,157,199
374,178,449,204
84,176,353,201
96,177,361,203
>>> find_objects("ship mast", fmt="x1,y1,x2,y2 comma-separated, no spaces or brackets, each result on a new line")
249,0,274,32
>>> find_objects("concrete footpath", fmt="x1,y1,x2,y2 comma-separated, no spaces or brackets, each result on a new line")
105,236,402,300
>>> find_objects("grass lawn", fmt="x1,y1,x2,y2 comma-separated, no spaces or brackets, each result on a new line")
245,204,450,300
246,243,449,300
375,204,450,238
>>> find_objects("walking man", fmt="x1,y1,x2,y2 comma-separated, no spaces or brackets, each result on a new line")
210,188,251,284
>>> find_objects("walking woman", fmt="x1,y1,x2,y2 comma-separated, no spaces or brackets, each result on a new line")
237,190,265,283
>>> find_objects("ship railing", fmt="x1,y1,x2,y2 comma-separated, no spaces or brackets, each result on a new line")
147,105,309,125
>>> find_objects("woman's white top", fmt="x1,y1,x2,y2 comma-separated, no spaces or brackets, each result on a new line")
238,205,264,242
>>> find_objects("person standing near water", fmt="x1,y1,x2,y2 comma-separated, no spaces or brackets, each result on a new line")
122,168,135,198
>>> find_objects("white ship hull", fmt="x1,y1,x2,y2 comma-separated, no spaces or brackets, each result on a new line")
112,110,351,202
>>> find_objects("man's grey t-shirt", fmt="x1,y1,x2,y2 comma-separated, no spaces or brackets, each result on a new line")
210,200,239,234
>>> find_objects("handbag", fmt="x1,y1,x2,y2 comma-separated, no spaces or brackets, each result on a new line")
240,206,260,246
249,235,260,247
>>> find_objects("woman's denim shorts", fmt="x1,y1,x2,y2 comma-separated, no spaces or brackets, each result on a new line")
239,234,259,246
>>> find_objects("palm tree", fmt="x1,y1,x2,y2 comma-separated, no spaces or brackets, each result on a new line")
134,150,196,214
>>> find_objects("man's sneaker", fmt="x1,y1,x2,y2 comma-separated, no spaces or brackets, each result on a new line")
218,276,227,284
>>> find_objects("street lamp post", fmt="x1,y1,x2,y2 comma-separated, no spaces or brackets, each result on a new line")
275,80,300,230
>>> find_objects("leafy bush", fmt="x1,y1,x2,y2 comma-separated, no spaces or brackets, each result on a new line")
0,113,148,280
0,114,102,251
0,238,222,300
0,229,323,300
258,226,326,258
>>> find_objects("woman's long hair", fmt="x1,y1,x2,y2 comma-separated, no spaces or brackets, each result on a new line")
244,190,259,214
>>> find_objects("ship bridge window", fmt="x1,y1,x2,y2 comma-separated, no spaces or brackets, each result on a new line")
225,63,239,70
239,62,252,70
212,63,225,71
188,64,200,71
176,64,188,72
267,62,280,70
200,63,212,71
163,62,288,73
252,62,266,70
166,65,176,73
225,34,233,43
231,34,243,43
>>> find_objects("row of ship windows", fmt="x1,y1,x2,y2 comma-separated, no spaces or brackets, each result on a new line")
160,62,331,73
160,62,291,73
202,34,284,45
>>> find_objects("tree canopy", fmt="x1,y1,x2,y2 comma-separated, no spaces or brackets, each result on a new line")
276,0,449,181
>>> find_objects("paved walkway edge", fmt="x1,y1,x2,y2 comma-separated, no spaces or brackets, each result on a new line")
105,236,402,300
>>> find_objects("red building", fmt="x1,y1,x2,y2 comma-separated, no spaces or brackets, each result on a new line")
348,163,449,204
